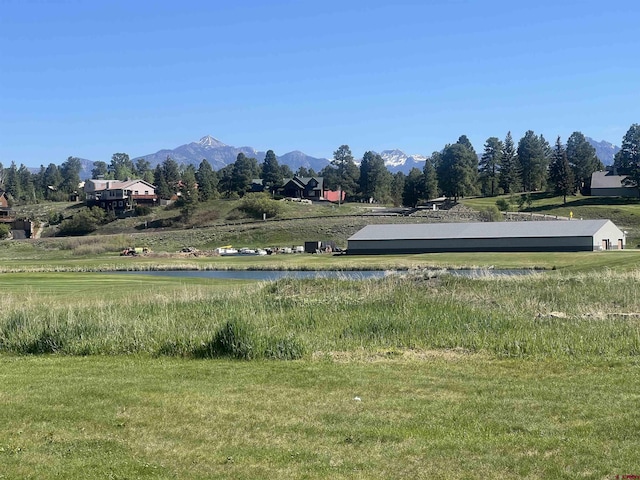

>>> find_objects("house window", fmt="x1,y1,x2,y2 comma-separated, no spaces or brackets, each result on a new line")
134,190,139,195
118,201,123,207
144,190,149,195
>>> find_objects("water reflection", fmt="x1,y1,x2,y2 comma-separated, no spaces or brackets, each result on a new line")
111,269,538,281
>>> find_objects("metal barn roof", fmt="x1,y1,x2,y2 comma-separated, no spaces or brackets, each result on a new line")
348,220,616,241
591,171,628,189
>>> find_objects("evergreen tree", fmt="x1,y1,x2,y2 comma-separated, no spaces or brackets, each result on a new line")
153,165,172,199
390,172,405,207
359,151,392,203
479,137,503,196
178,165,199,219
566,131,602,193
18,164,36,203
423,154,439,200
402,167,424,207
330,145,359,200
4,161,21,201
60,156,82,194
499,131,520,193
437,142,478,200
517,130,548,191
231,153,255,196
135,158,151,180
109,153,135,180
261,150,281,191
217,164,235,197
92,161,109,179
43,163,63,200
548,136,575,204
162,156,181,187
613,124,640,194
196,159,218,201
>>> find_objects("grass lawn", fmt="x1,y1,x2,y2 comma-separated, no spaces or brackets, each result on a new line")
1,355,639,479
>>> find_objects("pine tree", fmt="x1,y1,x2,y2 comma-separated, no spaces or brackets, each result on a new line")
261,150,281,191
499,131,520,193
196,159,218,201
423,155,438,200
566,131,602,193
403,167,424,207
548,136,575,204
613,124,640,195
479,137,503,196
330,145,359,200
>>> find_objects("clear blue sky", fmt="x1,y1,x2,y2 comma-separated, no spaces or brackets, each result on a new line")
1,0,638,167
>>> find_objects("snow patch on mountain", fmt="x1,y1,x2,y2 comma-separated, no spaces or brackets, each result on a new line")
378,150,428,172
198,135,227,148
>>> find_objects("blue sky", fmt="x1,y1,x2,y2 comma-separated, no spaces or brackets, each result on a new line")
1,0,638,167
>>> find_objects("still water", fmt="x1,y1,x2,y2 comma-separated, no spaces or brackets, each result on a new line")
111,269,537,281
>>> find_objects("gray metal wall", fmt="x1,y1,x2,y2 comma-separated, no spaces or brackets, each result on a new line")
347,236,594,254
591,187,639,198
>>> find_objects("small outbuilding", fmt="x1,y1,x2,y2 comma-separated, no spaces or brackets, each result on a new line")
347,220,626,254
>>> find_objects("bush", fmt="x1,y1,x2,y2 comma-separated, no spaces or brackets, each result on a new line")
238,193,282,219
495,198,511,212
47,211,64,225
135,205,152,216
0,224,10,239
479,205,503,222
57,207,110,236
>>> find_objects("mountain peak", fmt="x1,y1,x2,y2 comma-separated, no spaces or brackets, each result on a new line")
197,135,227,148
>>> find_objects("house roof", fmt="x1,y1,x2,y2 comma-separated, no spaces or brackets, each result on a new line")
591,171,630,189
282,176,324,190
88,179,156,191
348,220,618,241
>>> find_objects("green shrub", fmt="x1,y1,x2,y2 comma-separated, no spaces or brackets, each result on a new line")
57,207,111,235
479,205,503,222
238,193,282,219
135,205,152,216
0,224,10,239
47,211,64,225
495,198,511,212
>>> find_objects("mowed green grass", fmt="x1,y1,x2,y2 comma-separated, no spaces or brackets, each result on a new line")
1,356,638,479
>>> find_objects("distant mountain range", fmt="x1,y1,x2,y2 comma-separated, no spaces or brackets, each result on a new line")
71,134,619,180
585,137,620,166
132,135,330,175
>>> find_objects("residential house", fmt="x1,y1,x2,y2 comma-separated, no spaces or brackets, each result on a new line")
279,176,345,202
0,189,14,222
84,179,158,212
591,168,639,197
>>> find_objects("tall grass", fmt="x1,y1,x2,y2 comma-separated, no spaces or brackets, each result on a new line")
1,271,640,359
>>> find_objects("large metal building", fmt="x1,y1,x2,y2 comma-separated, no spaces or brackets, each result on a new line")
347,220,626,254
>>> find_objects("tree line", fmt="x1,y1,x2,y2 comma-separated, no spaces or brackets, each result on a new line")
2,124,638,209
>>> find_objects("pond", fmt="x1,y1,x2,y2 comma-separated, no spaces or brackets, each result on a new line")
109,269,539,281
